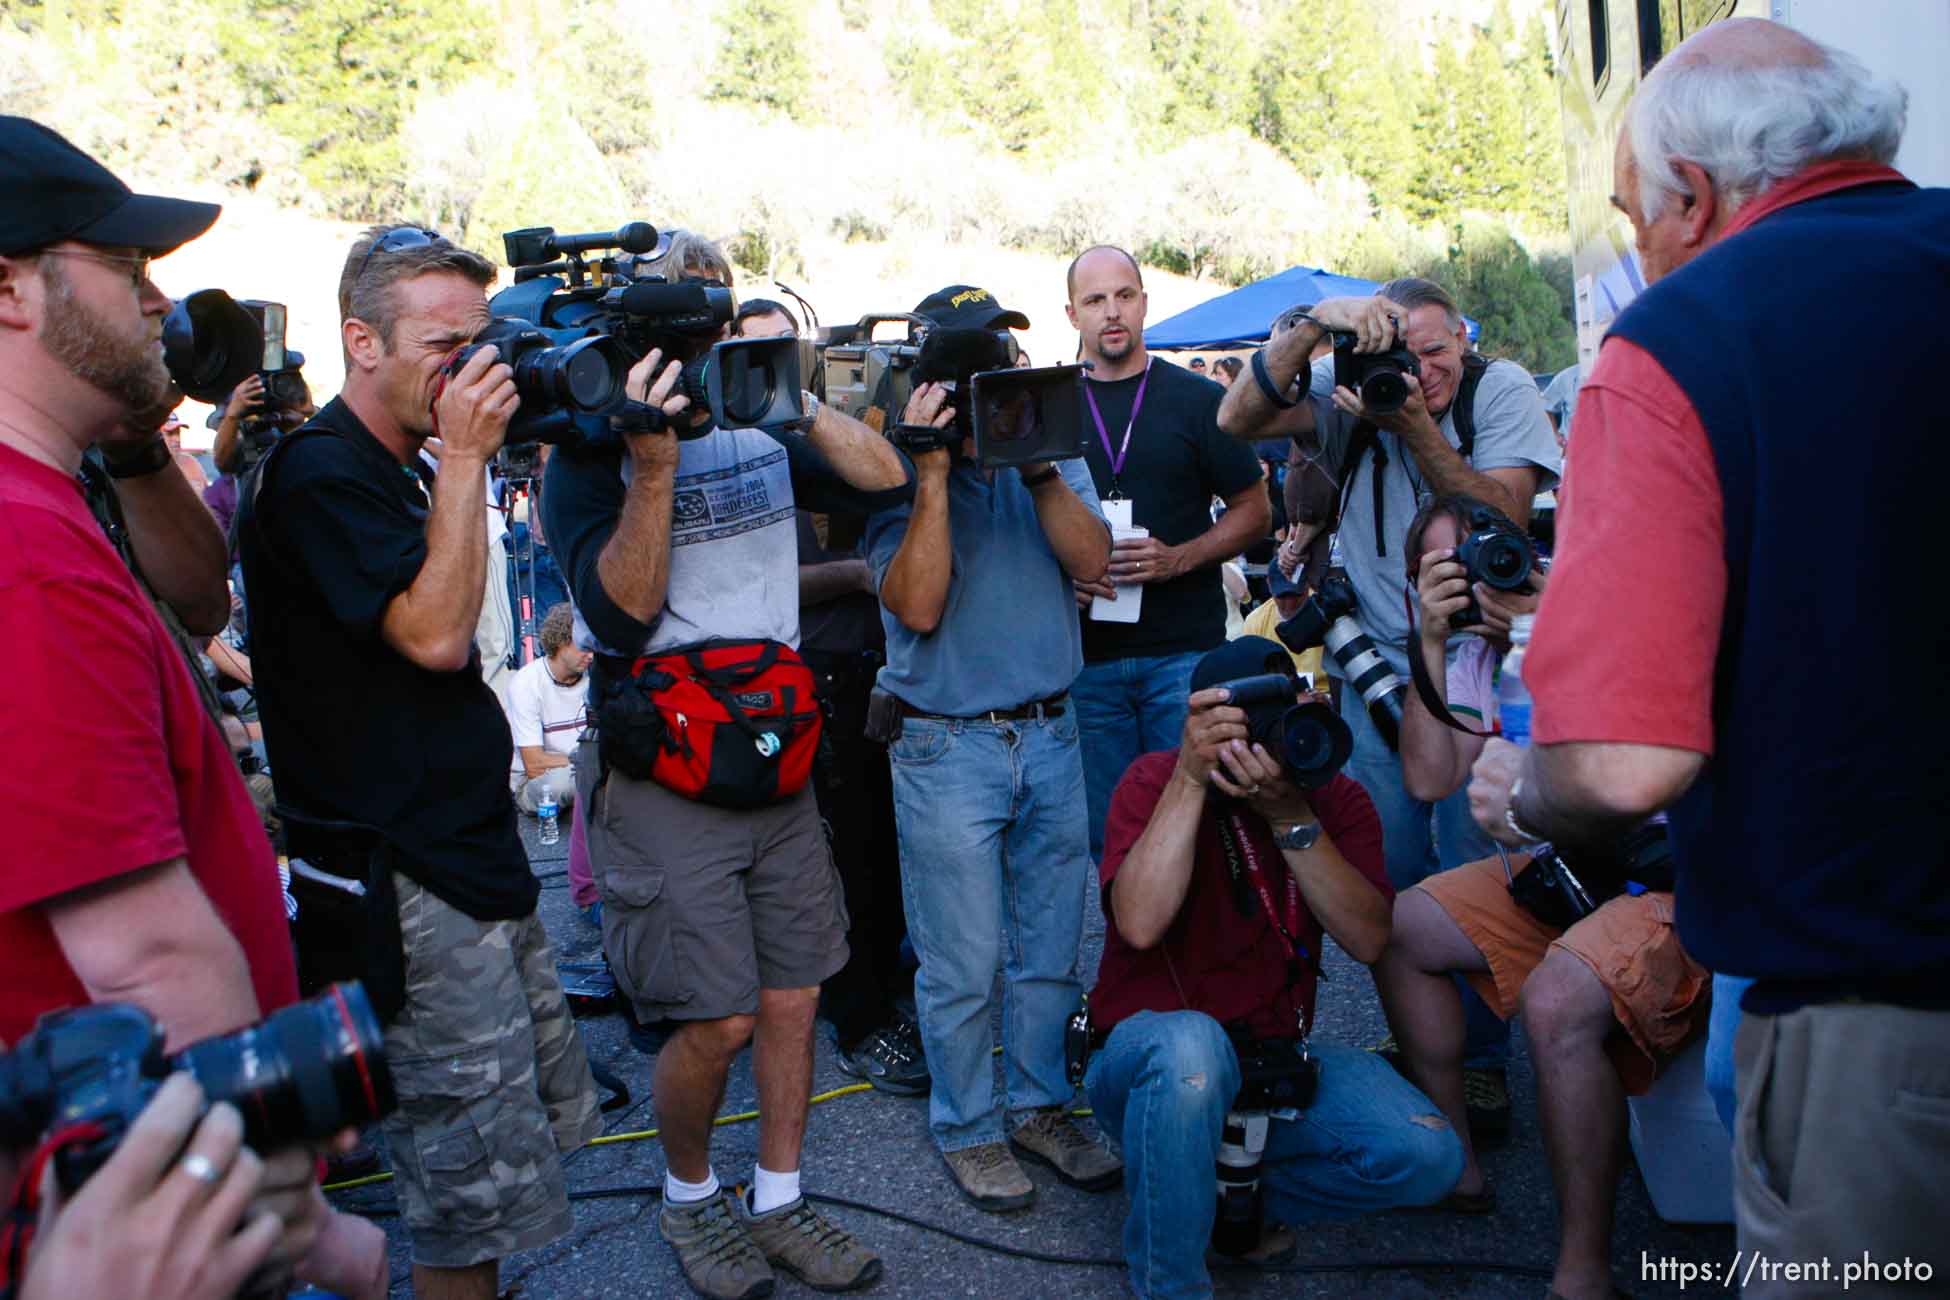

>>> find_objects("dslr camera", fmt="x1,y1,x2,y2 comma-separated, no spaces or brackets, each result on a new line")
1209,672,1352,788
1450,502,1537,629
0,983,395,1196
1331,329,1421,416
1274,572,1408,750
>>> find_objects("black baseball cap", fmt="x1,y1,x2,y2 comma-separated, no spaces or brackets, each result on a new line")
1191,636,1296,694
913,284,1030,332
0,116,220,257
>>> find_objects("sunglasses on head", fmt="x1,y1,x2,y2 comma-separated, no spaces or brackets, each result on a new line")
352,227,445,285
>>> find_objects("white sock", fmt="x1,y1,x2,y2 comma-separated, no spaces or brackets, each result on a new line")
666,1168,720,1204
749,1165,801,1214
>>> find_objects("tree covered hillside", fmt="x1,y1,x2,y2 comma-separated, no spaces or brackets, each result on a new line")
4,0,1577,369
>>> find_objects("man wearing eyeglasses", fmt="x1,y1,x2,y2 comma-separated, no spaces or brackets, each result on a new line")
236,221,602,1300
0,117,385,1299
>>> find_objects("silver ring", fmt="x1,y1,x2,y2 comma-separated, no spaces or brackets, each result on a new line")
180,1152,223,1185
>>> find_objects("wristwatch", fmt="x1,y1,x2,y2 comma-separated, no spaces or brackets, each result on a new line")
1271,820,1323,852
789,389,821,433
1505,777,1547,843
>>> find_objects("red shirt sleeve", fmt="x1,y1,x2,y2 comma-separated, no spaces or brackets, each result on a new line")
0,578,188,909
1313,775,1392,903
1527,338,1724,753
1099,753,1174,913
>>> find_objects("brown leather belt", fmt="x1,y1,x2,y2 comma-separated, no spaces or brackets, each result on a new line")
896,693,1067,724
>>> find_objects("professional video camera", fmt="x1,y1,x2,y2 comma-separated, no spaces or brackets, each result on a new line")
1450,501,1537,629
1274,572,1407,749
813,313,929,427
896,326,1087,469
160,287,264,403
223,300,311,472
468,221,802,447
0,982,395,1196
1331,329,1420,416
1211,672,1352,788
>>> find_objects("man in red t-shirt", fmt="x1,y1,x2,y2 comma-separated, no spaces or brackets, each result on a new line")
1084,637,1462,1299
0,117,379,1298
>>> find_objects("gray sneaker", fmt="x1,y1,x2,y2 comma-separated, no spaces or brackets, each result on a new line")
740,1192,883,1292
660,1190,775,1300
942,1141,1036,1212
1009,1106,1124,1191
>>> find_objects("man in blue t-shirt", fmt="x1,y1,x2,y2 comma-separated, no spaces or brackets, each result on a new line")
866,285,1122,1213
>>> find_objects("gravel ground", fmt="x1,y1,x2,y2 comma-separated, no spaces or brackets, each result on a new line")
331,817,1735,1299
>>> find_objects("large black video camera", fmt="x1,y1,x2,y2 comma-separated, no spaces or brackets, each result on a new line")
1331,329,1420,416
899,326,1087,469
1211,672,1352,788
1450,502,1537,629
160,288,265,404
0,983,395,1196
465,222,803,448
1274,572,1407,750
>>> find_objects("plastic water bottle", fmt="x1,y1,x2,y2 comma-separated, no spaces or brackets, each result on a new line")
1497,614,1535,746
536,788,561,845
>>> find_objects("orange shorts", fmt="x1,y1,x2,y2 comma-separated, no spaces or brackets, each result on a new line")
1415,855,1710,1094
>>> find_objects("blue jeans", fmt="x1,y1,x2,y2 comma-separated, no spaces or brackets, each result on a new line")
1340,676,1510,1068
888,707,1091,1152
1073,651,1203,862
1085,1011,1463,1300
1706,973,1753,1135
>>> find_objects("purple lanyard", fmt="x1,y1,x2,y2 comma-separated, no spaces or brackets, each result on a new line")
1083,360,1153,495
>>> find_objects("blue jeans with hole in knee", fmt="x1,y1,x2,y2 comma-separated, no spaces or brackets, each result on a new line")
1085,1010,1465,1299
1340,677,1510,1068
1072,652,1203,863
889,708,1091,1152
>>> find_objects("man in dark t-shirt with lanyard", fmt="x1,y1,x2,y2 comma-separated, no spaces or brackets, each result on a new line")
1066,245,1270,864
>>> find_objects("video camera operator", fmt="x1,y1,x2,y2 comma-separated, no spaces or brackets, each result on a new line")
0,116,380,1300
1081,637,1462,1298
211,370,313,479
1373,495,1708,1300
1218,278,1559,1138
865,284,1121,1214
544,237,909,1298
236,223,602,1300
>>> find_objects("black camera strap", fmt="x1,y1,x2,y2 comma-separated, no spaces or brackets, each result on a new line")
1402,587,1497,737
1333,353,1489,561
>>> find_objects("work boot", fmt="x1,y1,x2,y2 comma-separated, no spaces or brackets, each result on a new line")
1008,1106,1123,1191
941,1141,1035,1212
740,1191,883,1292
660,1189,775,1300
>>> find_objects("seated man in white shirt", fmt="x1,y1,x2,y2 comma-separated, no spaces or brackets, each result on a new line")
506,602,590,814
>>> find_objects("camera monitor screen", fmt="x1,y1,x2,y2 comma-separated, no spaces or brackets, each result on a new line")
707,336,805,431
970,364,1087,469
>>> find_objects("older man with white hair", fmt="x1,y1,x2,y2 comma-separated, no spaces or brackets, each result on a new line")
1462,19,1949,1298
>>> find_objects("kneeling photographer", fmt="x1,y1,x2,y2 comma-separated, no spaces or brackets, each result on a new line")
1372,498,1708,1300
1081,637,1463,1299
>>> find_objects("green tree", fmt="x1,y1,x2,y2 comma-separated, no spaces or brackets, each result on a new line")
1512,11,1569,227
706,0,811,118
219,0,486,218
1252,0,1415,213
1147,0,1252,136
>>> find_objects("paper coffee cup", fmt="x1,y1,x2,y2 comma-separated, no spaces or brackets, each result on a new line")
1091,525,1147,623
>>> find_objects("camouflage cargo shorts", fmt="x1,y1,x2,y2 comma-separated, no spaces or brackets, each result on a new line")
379,873,604,1269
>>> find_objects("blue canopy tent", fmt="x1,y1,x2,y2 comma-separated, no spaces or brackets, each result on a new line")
1144,264,1477,349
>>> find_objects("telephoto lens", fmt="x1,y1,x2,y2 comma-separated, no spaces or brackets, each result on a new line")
1212,1111,1271,1257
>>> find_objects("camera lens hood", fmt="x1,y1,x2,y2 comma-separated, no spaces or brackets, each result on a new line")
161,288,263,403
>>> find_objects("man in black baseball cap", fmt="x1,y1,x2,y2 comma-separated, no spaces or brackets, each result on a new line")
912,283,1030,332
0,115,220,257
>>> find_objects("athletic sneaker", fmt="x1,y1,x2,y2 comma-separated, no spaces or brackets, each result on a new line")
1464,1066,1512,1146
1008,1106,1123,1191
942,1141,1035,1212
739,1192,882,1292
836,1019,930,1097
660,1190,774,1300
